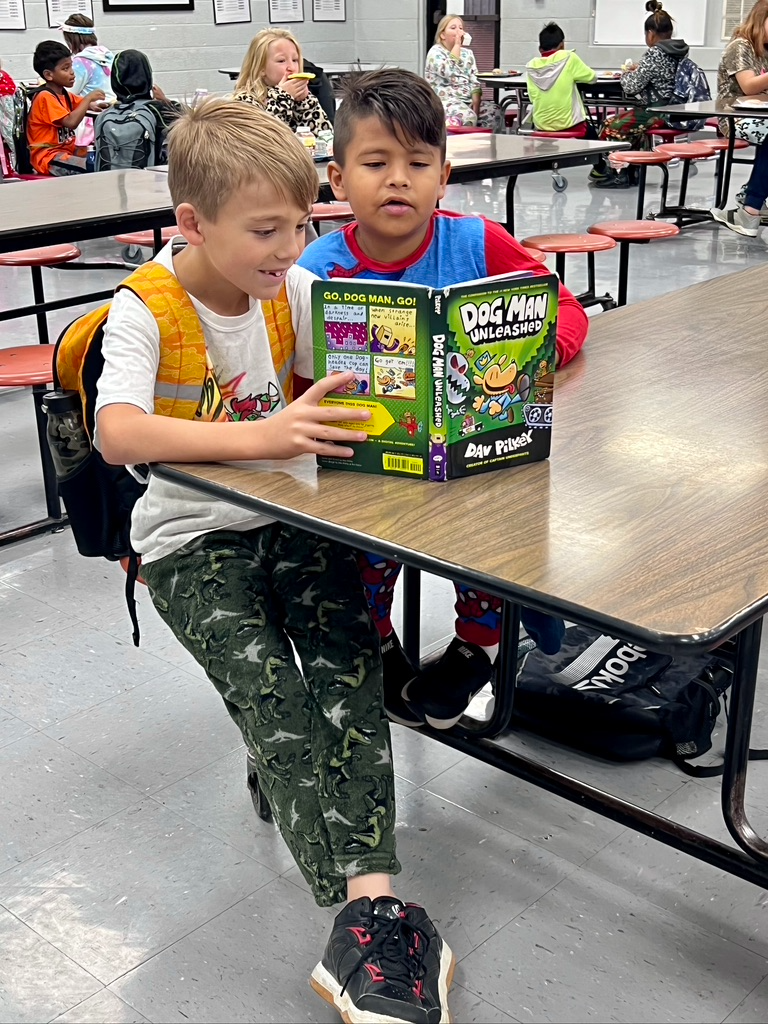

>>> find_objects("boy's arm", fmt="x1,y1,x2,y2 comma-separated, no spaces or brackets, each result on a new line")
58,90,106,129
95,288,368,466
482,219,588,367
569,52,598,84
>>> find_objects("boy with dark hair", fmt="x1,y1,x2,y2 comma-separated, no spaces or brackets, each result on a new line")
28,40,105,174
96,98,453,1024
299,68,586,731
526,22,597,135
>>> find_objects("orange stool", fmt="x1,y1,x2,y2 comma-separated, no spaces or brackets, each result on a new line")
588,221,680,307
0,345,63,544
0,244,81,346
653,141,716,224
522,233,617,311
611,150,673,219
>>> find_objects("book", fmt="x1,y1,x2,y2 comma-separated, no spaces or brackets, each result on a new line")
311,271,558,480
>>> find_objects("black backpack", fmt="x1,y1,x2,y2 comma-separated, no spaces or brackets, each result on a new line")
512,625,768,776
94,99,158,170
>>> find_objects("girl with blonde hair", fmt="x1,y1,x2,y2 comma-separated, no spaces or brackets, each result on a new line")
713,0,768,235
234,28,331,134
424,12,501,129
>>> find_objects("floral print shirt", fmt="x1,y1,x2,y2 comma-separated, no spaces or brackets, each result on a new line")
425,44,482,113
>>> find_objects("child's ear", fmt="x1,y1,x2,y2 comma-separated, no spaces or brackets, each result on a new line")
42,69,54,82
326,161,348,201
437,160,451,201
175,203,206,246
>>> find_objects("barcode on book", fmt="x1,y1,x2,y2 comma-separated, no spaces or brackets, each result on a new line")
382,454,424,476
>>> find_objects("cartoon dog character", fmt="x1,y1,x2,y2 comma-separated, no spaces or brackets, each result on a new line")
473,357,521,421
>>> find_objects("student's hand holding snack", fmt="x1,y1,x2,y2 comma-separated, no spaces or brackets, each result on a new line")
257,373,370,458
152,83,169,103
279,70,309,101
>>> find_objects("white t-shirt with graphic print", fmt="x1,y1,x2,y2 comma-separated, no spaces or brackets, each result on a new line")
94,239,316,565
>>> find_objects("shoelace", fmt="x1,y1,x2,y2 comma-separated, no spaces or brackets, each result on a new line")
341,914,430,997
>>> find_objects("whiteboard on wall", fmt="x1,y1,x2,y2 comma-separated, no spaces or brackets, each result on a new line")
594,0,706,47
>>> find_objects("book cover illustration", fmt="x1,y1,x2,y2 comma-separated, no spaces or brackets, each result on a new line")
311,273,557,480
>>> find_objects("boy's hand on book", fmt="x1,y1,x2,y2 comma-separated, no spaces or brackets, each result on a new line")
259,373,370,459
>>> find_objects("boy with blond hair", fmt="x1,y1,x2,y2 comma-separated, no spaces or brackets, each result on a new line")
299,69,586,731
95,99,453,1024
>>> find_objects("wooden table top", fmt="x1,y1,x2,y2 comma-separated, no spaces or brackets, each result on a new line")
654,96,768,119
0,169,176,252
156,265,768,652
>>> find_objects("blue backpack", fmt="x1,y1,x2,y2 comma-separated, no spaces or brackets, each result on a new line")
668,56,711,130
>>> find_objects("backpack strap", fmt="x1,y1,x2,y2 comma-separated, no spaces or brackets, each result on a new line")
262,283,295,403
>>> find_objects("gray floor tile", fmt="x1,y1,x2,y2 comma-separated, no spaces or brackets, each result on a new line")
5,554,130,622
0,799,276,984
98,594,204,672
154,747,298,875
110,877,338,1024
52,989,150,1024
449,983,520,1023
0,581,68,655
0,732,140,873
426,755,626,867
457,868,768,1023
391,725,468,788
0,625,176,728
0,905,100,1024
394,788,576,960
723,977,768,1023
583,780,768,959
44,667,242,795
0,707,34,749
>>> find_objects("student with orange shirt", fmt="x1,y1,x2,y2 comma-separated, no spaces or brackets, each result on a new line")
27,41,105,175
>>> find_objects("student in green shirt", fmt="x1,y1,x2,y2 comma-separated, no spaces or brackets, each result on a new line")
526,22,597,136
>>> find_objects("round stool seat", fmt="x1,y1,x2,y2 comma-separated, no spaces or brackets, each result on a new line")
654,142,715,160
0,345,54,388
611,150,673,164
588,220,680,242
530,129,585,139
310,202,355,222
523,246,547,263
522,233,617,254
701,137,750,152
115,226,179,247
446,126,493,135
0,243,81,267
651,128,688,141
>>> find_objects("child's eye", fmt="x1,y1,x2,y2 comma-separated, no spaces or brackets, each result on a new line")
253,229,276,238
364,161,385,168
297,222,309,233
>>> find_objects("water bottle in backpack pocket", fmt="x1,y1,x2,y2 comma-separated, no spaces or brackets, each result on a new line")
94,100,158,170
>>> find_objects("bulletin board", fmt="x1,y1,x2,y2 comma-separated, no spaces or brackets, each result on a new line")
593,0,706,47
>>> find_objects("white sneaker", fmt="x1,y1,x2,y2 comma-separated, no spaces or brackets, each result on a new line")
711,205,760,238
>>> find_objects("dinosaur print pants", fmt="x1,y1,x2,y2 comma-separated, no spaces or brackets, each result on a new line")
141,525,400,907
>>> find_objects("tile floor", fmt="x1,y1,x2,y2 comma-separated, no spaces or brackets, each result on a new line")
1,157,768,1024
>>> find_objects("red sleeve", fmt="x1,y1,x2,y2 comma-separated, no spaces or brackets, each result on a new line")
483,218,588,367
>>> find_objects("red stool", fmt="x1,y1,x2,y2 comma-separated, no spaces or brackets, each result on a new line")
446,126,493,135
310,201,355,236
588,220,680,307
653,141,716,222
701,137,751,207
115,225,178,265
611,150,673,219
522,233,617,311
0,244,81,346
650,127,689,145
0,345,63,545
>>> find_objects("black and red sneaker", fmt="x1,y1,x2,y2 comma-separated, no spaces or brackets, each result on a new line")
310,895,454,1023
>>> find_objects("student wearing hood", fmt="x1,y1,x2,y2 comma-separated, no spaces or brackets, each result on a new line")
102,49,178,167
592,1,689,188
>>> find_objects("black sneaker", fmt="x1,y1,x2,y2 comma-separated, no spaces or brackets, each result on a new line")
592,168,632,189
381,633,425,728
403,637,494,730
310,896,454,1024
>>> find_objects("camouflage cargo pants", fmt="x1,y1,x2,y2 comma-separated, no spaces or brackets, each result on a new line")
141,524,401,906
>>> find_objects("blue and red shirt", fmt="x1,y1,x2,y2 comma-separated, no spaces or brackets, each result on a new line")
298,210,588,366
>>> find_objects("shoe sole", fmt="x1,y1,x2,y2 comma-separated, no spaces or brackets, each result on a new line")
711,208,758,237
385,708,424,729
310,942,456,1023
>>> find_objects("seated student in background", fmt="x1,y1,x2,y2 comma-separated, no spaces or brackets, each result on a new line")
298,68,586,731
592,1,688,188
234,27,332,135
27,41,105,175
95,49,178,169
712,0,768,237
425,13,501,130
96,98,453,1024
526,21,597,136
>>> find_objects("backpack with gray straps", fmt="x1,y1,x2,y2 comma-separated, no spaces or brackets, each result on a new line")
95,100,157,170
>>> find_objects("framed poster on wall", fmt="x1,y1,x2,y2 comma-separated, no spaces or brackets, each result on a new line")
268,0,303,23
214,0,250,24
313,0,344,21
48,0,93,28
0,0,27,31
103,0,194,12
